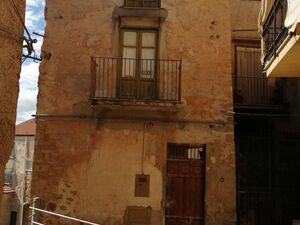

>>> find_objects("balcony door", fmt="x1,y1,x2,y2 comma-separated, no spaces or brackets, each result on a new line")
119,29,158,99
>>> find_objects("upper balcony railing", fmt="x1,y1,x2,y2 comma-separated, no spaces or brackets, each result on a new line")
262,0,288,65
233,46,284,109
90,57,182,104
233,75,284,108
124,0,160,8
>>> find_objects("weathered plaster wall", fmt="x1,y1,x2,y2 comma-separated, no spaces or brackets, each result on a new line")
0,193,19,225
232,0,261,40
10,136,35,200
0,0,25,201
33,0,235,225
33,120,235,225
0,136,34,224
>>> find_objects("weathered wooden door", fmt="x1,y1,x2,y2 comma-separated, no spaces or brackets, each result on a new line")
166,145,205,225
119,29,157,99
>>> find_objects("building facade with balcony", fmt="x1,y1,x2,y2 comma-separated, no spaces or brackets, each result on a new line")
0,119,36,225
31,1,236,225
260,0,300,77
233,0,300,225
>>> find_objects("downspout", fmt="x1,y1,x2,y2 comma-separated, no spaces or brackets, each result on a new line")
19,136,27,225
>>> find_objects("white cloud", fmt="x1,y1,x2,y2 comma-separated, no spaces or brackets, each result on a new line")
26,0,45,7
16,62,40,124
17,0,45,124
25,10,43,31
16,89,38,124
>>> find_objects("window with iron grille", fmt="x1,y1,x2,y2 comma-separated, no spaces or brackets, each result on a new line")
4,173,13,185
167,144,205,161
233,45,284,107
124,0,160,8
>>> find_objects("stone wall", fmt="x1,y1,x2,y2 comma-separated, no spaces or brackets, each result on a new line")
0,135,35,224
0,193,19,225
32,0,236,225
0,0,25,201
232,0,261,40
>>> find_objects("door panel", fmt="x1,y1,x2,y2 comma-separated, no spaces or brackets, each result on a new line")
166,145,205,225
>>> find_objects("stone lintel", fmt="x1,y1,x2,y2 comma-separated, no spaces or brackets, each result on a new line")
112,7,168,20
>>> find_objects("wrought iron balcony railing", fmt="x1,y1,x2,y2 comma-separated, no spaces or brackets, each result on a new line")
124,0,160,8
233,75,284,108
233,46,284,109
90,57,182,103
262,0,288,65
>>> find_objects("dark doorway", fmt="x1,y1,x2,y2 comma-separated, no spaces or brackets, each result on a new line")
235,117,300,225
9,211,17,225
165,144,205,225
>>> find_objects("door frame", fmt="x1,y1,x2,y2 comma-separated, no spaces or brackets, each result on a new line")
164,143,206,225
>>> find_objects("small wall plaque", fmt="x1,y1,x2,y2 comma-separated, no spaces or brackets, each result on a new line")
135,174,150,197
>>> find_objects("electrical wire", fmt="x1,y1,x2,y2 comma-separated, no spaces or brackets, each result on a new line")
7,0,32,40
22,56,28,63
0,26,24,40
6,0,42,63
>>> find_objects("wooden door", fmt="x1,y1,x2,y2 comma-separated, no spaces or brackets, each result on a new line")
119,30,157,99
166,145,205,225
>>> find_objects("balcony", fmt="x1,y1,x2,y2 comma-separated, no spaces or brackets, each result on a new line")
90,57,182,107
233,46,284,111
124,0,160,8
260,0,300,77
233,75,284,110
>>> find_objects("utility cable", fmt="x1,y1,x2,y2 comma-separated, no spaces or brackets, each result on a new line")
0,26,24,40
6,0,41,62
7,0,31,40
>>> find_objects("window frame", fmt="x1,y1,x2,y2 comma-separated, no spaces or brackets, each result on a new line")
117,28,159,99
124,0,161,8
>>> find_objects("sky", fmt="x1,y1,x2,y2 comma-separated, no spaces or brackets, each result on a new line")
16,0,45,124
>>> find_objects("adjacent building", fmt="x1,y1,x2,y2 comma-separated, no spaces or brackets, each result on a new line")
259,0,300,77
32,0,236,225
0,0,26,199
233,0,300,224
0,119,36,225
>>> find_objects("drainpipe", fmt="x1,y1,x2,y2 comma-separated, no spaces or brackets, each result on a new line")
19,180,24,225
19,136,28,225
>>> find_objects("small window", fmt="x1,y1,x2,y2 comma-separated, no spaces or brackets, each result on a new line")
25,158,32,172
167,144,205,161
10,144,16,159
4,173,13,185
124,0,160,8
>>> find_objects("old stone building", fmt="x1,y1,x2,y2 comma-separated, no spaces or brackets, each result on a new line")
0,119,36,225
232,0,300,224
32,0,236,225
0,0,26,201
